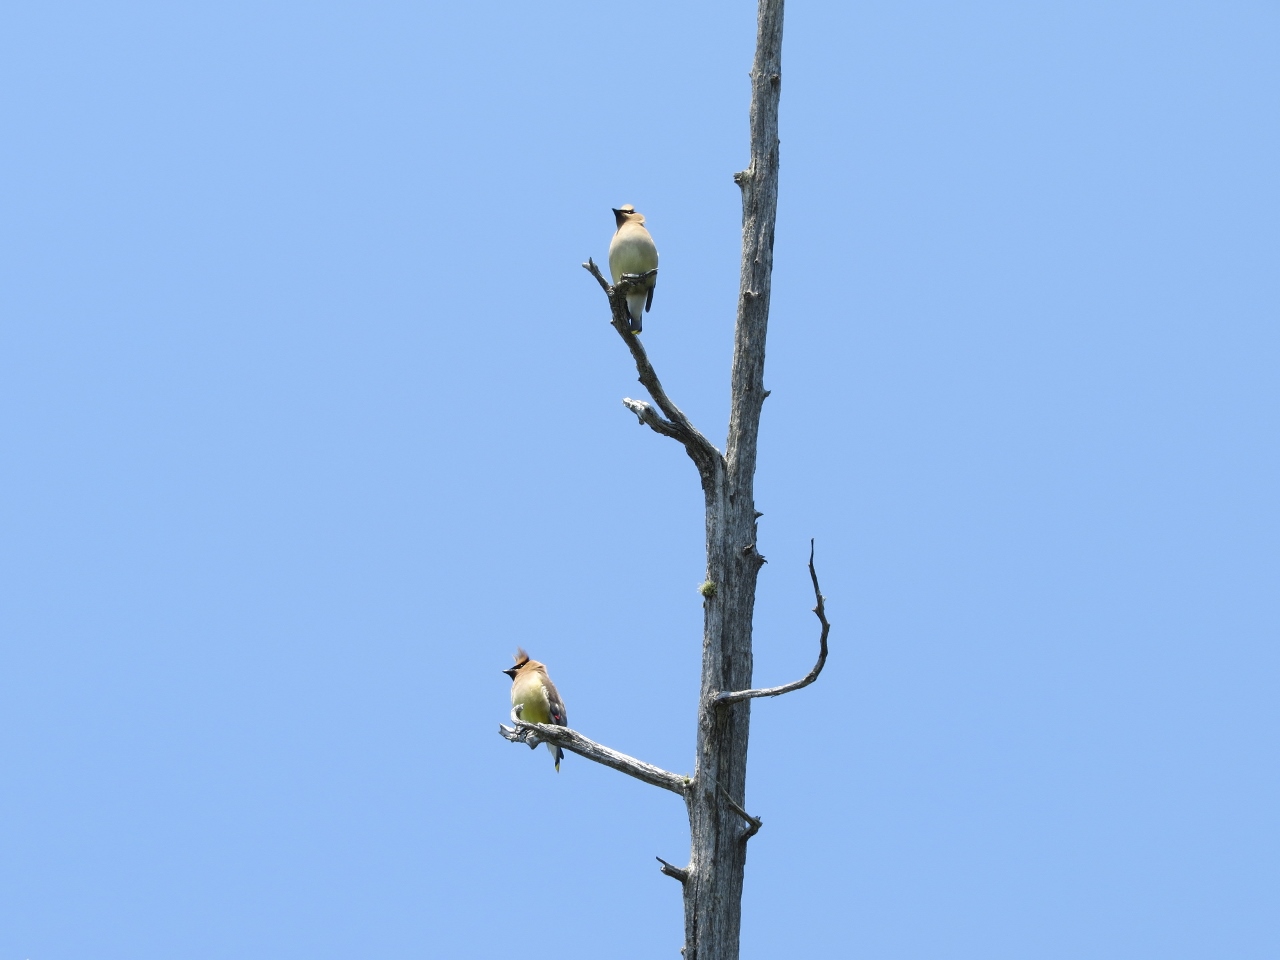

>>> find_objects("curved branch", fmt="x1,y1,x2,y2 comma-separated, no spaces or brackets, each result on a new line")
713,539,829,706
498,719,690,796
582,258,724,479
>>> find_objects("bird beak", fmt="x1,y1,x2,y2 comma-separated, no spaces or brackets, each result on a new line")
611,208,623,216
502,667,518,679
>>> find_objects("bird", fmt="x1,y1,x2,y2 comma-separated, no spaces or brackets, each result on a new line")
503,648,568,771
607,204,659,334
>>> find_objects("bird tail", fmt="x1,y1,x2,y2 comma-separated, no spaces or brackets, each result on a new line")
547,742,564,772
625,291,646,334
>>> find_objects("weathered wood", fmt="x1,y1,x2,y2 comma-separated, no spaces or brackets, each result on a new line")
680,2,785,957
498,718,690,795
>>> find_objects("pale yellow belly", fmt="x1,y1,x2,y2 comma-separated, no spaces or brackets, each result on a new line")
512,677,552,723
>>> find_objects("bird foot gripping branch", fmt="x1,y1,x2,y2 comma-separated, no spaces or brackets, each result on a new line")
619,269,658,283
612,268,658,336
498,714,549,752
504,705,543,750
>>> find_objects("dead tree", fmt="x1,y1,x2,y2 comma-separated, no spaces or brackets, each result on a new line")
499,2,828,957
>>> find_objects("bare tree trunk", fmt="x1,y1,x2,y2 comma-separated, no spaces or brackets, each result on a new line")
501,3,826,958
681,3,784,957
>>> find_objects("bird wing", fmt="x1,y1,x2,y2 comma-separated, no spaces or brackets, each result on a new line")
543,677,567,728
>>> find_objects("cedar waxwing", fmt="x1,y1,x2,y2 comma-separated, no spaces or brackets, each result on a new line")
607,205,659,334
503,648,568,771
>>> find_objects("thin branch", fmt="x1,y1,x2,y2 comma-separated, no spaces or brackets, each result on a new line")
713,539,830,706
582,258,723,477
498,719,690,796
656,857,689,883
715,784,763,842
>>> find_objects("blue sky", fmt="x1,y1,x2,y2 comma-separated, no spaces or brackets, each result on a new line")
2,1,1277,957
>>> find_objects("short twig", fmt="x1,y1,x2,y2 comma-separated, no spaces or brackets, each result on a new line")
656,857,689,883
716,784,762,842
713,539,830,706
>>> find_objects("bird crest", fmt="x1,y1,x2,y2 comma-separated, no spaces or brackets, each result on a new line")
512,647,530,667
612,204,646,226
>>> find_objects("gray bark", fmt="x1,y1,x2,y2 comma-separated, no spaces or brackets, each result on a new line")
502,2,815,957
498,710,689,795
683,3,784,956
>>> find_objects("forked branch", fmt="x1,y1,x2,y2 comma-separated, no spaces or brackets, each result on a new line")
713,539,830,706
582,258,723,478
498,718,690,796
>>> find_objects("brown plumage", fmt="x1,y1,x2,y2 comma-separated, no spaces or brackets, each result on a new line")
503,648,568,771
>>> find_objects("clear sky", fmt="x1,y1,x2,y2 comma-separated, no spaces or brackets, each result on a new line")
2,1,1276,957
